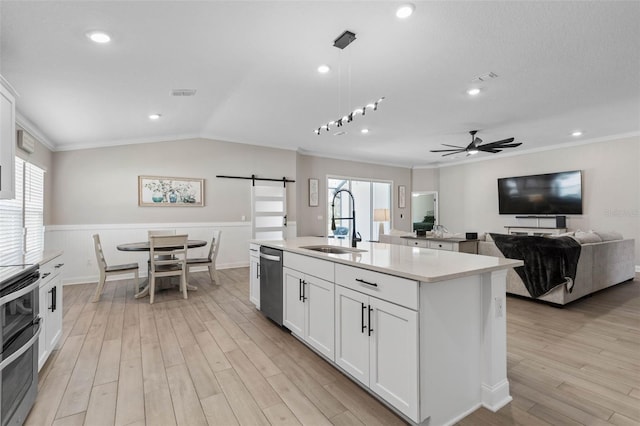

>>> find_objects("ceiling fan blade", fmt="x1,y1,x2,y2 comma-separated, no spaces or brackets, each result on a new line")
441,144,465,149
430,149,464,153
494,142,522,148
478,148,502,153
442,151,464,157
478,138,515,149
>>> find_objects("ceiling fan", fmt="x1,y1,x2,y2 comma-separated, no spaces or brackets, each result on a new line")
430,130,522,157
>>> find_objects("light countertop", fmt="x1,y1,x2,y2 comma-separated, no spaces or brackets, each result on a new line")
252,237,522,283
0,250,64,283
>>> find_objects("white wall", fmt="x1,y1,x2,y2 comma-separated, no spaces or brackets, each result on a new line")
47,221,297,285
436,135,640,266
51,137,297,224
296,153,413,237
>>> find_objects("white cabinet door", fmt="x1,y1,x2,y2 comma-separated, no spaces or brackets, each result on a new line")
0,81,16,199
45,274,63,352
369,297,419,420
283,267,305,337
38,283,48,369
305,276,334,360
335,285,369,386
249,253,260,308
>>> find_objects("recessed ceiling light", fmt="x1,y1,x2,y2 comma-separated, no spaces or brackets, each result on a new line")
396,3,415,19
87,31,111,44
467,88,481,96
361,129,369,134
317,64,331,74
149,114,161,120
571,131,583,137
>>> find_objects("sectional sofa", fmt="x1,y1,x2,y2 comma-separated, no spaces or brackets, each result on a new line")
478,231,636,305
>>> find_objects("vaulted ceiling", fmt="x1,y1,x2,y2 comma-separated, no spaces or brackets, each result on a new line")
1,1,639,167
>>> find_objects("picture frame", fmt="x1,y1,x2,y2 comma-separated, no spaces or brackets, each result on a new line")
398,185,406,208
309,178,319,207
138,175,204,207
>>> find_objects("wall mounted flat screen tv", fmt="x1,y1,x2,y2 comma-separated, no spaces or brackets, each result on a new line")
498,170,583,215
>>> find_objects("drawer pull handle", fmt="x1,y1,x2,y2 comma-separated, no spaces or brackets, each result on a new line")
355,278,378,287
55,263,64,268
361,303,366,334
41,272,51,279
368,305,373,336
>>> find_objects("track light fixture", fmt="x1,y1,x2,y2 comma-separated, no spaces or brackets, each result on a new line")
314,97,384,135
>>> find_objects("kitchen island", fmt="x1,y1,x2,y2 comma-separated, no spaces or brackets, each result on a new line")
250,237,522,426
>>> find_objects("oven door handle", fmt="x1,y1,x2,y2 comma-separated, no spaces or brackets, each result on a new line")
0,279,40,306
0,318,41,372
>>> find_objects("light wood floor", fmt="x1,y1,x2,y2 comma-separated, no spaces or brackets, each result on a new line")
27,269,639,426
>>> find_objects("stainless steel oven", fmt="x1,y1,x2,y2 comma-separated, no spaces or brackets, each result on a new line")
0,265,41,426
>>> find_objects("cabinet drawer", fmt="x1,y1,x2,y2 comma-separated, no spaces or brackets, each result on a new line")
284,252,334,282
406,239,427,248
39,259,63,284
249,243,260,257
335,264,418,310
428,241,454,251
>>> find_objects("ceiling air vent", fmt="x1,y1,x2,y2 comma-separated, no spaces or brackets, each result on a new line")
171,89,197,97
471,72,498,83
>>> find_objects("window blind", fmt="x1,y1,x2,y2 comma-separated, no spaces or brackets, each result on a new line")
0,157,44,256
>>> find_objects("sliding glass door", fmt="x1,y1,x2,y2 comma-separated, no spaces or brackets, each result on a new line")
327,177,391,242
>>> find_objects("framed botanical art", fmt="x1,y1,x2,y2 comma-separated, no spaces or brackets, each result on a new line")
398,185,406,208
309,178,319,207
138,176,204,207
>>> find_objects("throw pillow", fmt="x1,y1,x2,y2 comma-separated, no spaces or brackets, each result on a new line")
572,231,602,244
594,231,623,241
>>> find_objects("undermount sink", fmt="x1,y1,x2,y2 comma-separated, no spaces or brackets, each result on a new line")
300,245,367,254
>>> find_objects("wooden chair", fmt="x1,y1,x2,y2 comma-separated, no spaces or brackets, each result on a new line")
187,231,221,284
92,234,139,302
148,229,176,237
149,234,189,304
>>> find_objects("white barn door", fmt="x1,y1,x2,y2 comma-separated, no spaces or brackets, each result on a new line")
251,181,287,240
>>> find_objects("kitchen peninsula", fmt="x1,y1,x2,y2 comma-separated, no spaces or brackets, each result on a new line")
249,237,522,426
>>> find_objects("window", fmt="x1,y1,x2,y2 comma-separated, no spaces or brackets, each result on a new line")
0,158,44,258
327,177,392,242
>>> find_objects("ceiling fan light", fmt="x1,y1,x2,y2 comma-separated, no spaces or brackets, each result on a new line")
467,88,481,96
317,64,331,74
571,131,583,137
468,149,479,155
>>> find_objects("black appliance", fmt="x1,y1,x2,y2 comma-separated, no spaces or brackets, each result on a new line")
497,170,583,215
259,247,283,326
0,265,41,426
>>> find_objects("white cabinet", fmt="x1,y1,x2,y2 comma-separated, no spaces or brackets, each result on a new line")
38,258,64,370
335,284,419,420
283,266,335,360
249,244,260,308
0,78,16,199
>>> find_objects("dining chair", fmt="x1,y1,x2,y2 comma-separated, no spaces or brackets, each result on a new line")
148,229,176,237
92,234,140,303
149,234,189,304
187,230,221,284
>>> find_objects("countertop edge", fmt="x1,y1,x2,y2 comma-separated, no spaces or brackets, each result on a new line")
253,239,523,283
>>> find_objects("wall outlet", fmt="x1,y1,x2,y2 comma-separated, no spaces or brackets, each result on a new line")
495,297,503,318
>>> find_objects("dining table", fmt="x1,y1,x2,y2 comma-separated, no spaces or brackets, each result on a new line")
117,239,207,299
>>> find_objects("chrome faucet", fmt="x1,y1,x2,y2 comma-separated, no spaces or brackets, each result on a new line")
331,189,362,248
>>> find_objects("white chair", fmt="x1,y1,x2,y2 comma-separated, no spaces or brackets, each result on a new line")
92,234,139,302
149,234,188,304
148,229,176,237
187,231,221,284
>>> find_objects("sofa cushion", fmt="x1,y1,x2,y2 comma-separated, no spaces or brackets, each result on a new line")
593,231,623,242
572,231,602,244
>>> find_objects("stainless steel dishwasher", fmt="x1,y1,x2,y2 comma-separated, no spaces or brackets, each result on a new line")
259,246,283,326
